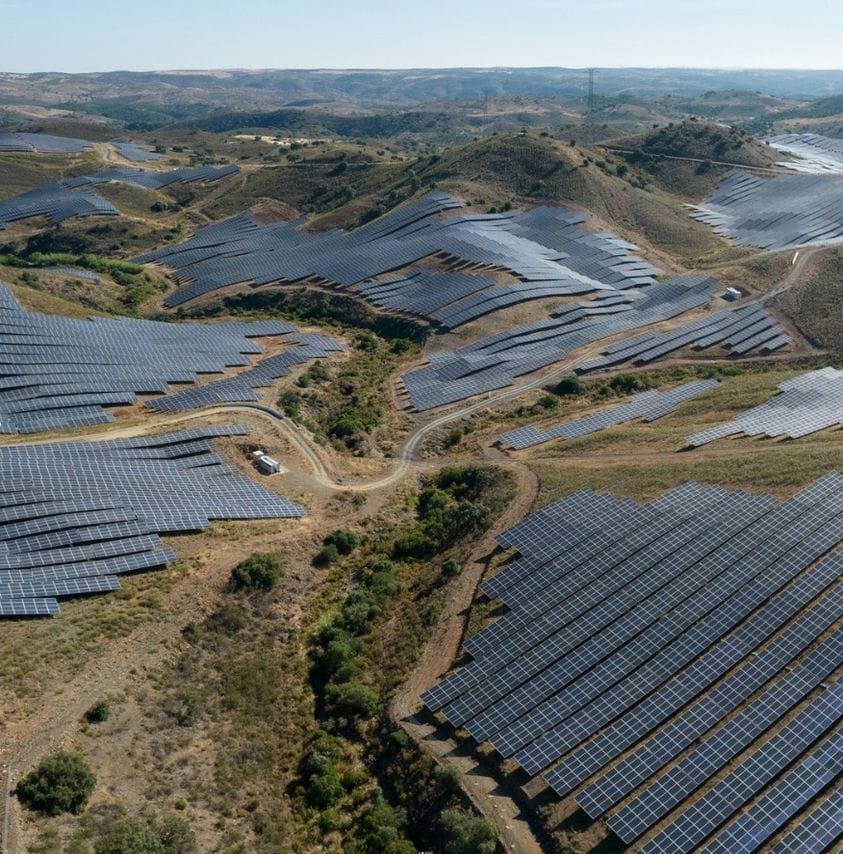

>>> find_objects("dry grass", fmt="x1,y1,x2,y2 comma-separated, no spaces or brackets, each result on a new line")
777,247,843,350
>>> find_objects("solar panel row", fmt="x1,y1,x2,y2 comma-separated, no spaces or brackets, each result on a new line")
0,281,341,432
0,426,303,617
690,168,843,249
689,367,843,445
0,132,91,154
497,378,719,449
421,474,843,850
0,164,237,229
767,132,843,175
138,192,660,330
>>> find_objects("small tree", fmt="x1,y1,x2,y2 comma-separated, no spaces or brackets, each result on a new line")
16,751,96,816
441,808,498,854
325,682,380,721
84,700,111,724
323,530,360,555
229,552,282,591
555,375,584,396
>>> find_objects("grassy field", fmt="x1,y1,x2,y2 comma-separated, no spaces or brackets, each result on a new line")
777,247,843,350
522,365,843,504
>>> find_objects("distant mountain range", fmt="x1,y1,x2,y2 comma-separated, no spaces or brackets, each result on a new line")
2,67,843,112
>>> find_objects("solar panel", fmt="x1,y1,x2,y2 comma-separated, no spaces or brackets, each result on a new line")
0,282,341,432
0,427,304,617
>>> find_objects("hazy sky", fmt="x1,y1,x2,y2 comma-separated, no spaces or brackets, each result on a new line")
2,0,841,73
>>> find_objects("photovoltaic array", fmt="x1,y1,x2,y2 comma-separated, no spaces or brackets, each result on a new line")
0,281,341,433
0,164,237,229
767,132,843,174
689,367,843,446
0,426,304,617
575,300,789,373
690,169,843,249
497,378,718,450
402,277,786,410
422,474,843,852
138,192,660,327
0,132,91,154
111,139,165,162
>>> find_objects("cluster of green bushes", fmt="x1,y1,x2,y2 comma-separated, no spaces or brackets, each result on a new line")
0,251,143,276
551,372,655,399
0,250,164,312
392,467,495,560
311,556,397,712
191,287,429,343
294,465,513,850
92,812,195,854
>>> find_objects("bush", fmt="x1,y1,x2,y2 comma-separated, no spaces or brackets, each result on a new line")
16,751,96,816
441,559,461,578
305,767,345,808
609,373,653,394
84,700,111,724
441,808,498,854
435,764,462,794
229,552,282,591
555,375,584,396
392,530,435,560
538,394,559,410
94,814,196,854
314,543,341,566
95,817,164,853
323,530,360,555
389,338,412,354
340,592,379,635
444,428,463,447
325,681,381,721
314,638,358,680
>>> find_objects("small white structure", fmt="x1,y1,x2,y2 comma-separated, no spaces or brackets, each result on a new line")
722,287,742,302
256,455,281,476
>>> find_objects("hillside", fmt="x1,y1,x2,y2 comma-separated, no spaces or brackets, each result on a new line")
605,120,778,198
1,102,841,854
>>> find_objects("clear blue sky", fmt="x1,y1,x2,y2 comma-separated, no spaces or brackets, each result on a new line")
2,0,841,73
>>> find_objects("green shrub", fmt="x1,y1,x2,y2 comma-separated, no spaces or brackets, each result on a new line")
305,767,345,808
434,764,462,794
84,700,111,724
538,394,560,410
229,552,282,591
555,375,584,396
314,543,341,566
392,530,435,560
440,808,498,854
323,530,360,555
441,559,461,578
314,638,358,681
95,817,164,854
444,427,464,447
325,681,381,721
94,813,196,854
609,373,653,394
389,338,412,354
340,592,379,635
16,751,96,816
